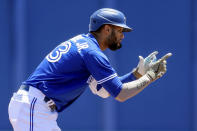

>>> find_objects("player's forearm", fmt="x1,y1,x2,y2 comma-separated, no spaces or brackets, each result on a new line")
115,74,151,102
118,67,143,83
119,71,137,83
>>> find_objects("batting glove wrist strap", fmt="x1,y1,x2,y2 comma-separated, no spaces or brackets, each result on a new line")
132,68,142,79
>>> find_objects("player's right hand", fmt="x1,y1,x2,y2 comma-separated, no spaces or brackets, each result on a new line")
146,53,172,82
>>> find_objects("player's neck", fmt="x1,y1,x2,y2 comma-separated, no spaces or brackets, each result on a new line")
91,32,108,51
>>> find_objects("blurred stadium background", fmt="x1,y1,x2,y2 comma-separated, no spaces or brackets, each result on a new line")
0,0,197,131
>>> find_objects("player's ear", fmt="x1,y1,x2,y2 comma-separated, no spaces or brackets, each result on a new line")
103,25,111,34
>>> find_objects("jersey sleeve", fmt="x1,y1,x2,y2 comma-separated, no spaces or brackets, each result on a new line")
119,72,137,83
83,50,122,97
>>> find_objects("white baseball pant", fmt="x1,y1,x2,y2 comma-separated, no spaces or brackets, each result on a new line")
8,86,61,131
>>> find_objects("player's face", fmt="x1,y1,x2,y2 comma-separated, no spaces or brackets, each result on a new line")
107,26,124,51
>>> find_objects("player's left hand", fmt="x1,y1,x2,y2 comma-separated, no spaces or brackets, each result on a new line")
146,53,172,82
133,51,158,78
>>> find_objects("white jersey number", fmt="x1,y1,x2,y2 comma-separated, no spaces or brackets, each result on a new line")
46,41,71,63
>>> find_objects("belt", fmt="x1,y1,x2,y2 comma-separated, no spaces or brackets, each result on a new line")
20,85,57,112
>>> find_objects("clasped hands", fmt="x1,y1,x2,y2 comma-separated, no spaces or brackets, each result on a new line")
134,51,172,82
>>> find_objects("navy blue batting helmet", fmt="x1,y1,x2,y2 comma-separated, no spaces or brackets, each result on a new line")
89,8,132,32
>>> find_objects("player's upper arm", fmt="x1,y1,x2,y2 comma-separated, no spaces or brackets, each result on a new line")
83,50,123,97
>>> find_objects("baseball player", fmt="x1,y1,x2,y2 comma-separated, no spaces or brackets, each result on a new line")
8,8,172,131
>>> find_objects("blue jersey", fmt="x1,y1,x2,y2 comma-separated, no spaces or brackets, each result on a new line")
23,33,124,112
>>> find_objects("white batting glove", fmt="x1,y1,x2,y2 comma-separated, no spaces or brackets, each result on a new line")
146,53,172,82
136,51,158,77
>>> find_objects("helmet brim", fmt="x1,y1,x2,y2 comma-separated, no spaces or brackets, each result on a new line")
111,23,133,32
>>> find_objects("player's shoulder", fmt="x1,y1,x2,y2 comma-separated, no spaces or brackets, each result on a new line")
70,33,100,50
68,33,102,55
86,49,106,58
69,34,109,62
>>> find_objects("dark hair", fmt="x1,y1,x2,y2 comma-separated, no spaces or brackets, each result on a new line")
90,24,117,34
90,25,105,33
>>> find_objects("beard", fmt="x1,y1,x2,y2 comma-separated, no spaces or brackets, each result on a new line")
107,29,122,51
